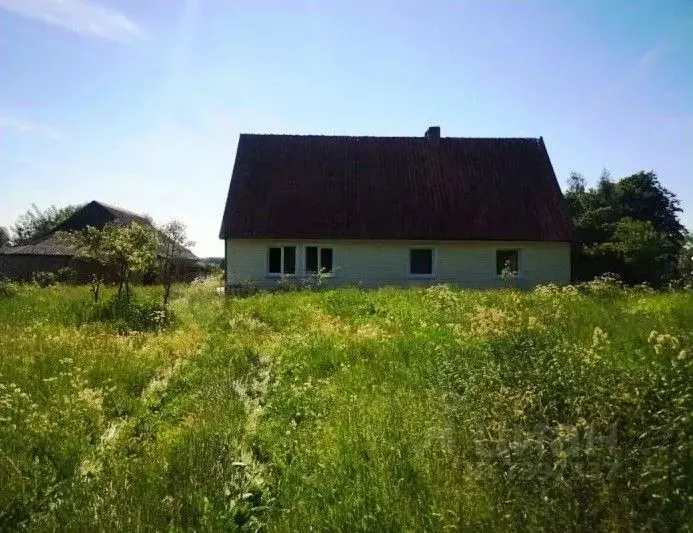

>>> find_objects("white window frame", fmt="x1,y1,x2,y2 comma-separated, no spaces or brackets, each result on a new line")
304,245,334,276
408,247,436,278
267,245,296,277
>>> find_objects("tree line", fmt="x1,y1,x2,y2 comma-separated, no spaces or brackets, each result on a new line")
566,170,690,287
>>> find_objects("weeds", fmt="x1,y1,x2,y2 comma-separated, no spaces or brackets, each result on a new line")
31,271,57,287
0,281,691,530
0,277,19,298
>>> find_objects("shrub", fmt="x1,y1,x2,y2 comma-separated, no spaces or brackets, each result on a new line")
578,272,625,298
56,266,78,283
275,276,302,293
300,271,331,290
275,272,331,293
89,296,173,333
227,279,259,297
32,271,57,287
0,276,19,298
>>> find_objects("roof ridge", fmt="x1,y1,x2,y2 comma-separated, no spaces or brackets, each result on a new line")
93,200,148,219
240,133,541,141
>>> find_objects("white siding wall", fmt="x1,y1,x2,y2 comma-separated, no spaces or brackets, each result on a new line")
225,239,570,289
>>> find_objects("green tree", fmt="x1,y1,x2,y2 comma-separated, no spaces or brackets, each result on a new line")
566,171,586,193
600,218,675,285
107,222,159,302
63,222,158,302
10,203,81,245
158,220,194,307
566,170,685,286
678,231,693,285
0,226,9,248
64,225,109,302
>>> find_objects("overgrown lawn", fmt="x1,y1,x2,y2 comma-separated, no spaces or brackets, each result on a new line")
1,280,691,531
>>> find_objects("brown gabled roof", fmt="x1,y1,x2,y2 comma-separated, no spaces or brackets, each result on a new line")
219,132,571,241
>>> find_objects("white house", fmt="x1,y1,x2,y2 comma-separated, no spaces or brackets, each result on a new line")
219,127,571,290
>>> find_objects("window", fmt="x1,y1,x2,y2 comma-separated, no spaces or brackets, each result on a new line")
410,248,433,275
306,246,318,273
305,246,333,274
284,246,296,274
268,247,281,274
320,248,333,273
496,249,519,275
268,246,296,275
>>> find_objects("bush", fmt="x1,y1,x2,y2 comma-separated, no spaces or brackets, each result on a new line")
56,266,78,284
120,298,171,332
578,272,625,298
227,279,259,297
32,271,57,287
0,276,19,298
90,296,174,333
275,273,330,293
275,276,302,292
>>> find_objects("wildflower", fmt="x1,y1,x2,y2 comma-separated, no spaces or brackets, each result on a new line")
527,316,546,331
649,332,680,355
592,327,610,348
470,306,514,338
355,323,389,341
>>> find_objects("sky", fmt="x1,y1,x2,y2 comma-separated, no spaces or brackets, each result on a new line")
0,0,691,257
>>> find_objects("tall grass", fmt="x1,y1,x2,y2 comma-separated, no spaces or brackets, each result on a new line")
0,279,691,530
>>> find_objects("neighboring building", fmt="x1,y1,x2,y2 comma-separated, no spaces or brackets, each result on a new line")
219,127,572,290
0,200,200,281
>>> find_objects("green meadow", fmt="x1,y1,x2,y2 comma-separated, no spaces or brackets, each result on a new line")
1,279,691,531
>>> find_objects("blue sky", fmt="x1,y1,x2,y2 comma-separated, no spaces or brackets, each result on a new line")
1,0,691,257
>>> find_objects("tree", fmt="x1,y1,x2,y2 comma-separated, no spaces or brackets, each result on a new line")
565,170,685,286
566,171,586,193
158,221,194,307
63,221,158,303
10,203,80,245
601,218,675,285
0,226,9,248
616,172,684,250
64,226,109,302
107,222,159,302
678,232,693,285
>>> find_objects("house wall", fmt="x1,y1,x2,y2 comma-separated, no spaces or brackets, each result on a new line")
0,255,92,282
0,254,204,283
225,239,570,290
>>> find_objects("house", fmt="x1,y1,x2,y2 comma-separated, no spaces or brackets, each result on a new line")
219,127,571,290
0,200,201,281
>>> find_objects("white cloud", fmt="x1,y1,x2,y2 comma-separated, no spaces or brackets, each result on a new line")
0,0,143,42
0,112,63,139
635,39,668,72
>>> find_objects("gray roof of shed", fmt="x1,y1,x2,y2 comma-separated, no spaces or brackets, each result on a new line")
0,201,198,260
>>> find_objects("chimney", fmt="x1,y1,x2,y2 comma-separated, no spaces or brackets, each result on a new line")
425,126,441,140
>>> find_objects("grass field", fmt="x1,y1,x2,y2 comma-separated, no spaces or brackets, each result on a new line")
1,279,692,531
